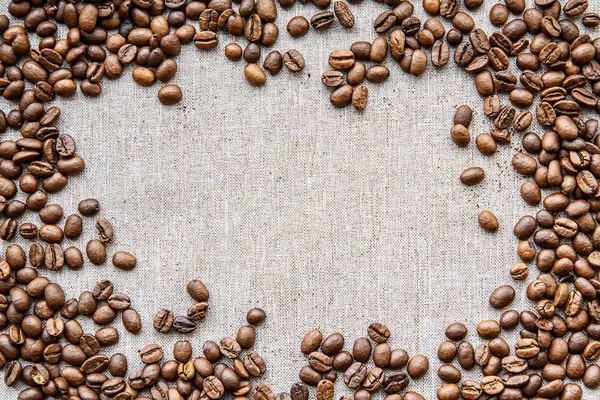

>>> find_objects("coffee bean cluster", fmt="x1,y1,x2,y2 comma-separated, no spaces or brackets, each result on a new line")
153,279,210,334
296,323,428,400
0,263,266,400
129,314,267,400
2,0,320,100
0,278,144,400
441,1,600,399
436,306,600,400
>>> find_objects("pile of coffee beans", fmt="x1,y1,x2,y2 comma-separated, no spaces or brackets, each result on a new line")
153,279,210,334
440,1,600,398
296,323,429,400
128,314,267,400
435,311,600,399
0,278,143,398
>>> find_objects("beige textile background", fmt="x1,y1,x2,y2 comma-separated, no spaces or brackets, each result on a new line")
2,0,600,398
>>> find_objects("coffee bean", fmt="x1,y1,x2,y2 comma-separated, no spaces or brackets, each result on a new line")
86,240,106,265
246,307,266,325
194,31,219,49
374,11,396,34
173,316,197,333
244,64,267,86
283,50,305,72
154,309,174,333
407,354,428,378
264,51,283,75
187,302,209,321
287,16,309,38
489,285,515,308
78,198,99,216
291,382,309,400
450,124,472,148
111,251,136,271
322,70,344,88
330,85,353,108
329,50,355,70
478,210,499,232
352,86,368,112
460,167,485,185
344,362,367,389
365,65,389,83
158,84,182,105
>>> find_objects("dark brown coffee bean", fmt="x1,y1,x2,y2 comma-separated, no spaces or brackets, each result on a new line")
173,316,197,333
291,382,309,400
78,198,100,216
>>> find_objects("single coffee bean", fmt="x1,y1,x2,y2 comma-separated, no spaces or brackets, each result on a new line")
173,316,197,333
112,251,136,271
407,354,429,378
478,210,499,232
287,16,309,38
86,240,106,265
158,84,182,105
460,167,485,185
263,51,283,75
78,198,100,216
352,86,368,112
489,285,515,308
154,309,174,333
450,124,470,147
283,50,305,72
330,85,353,108
246,307,266,325
244,64,267,87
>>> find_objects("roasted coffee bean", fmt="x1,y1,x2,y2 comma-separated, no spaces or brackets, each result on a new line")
489,285,515,308
287,16,309,38
330,85,353,108
243,309,266,329
86,240,106,265
451,124,470,147
283,50,305,72
344,362,367,389
78,198,100,216
329,50,354,70
478,211,499,232
244,64,267,86
139,344,164,364
291,382,309,400
173,316,197,333
187,302,209,320
352,86,368,112
382,372,409,394
460,167,485,185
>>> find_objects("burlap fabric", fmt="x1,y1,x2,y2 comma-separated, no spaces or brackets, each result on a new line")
2,1,600,398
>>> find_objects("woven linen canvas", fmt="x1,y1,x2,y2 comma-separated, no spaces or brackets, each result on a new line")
2,0,600,398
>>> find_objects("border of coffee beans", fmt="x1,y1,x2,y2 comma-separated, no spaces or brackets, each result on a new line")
0,0,600,400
